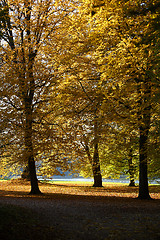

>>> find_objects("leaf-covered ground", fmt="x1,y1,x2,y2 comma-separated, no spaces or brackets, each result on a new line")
0,180,160,240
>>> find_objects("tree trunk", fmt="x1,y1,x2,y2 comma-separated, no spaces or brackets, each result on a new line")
138,126,151,199
84,115,103,187
28,155,41,195
25,133,41,195
128,148,135,187
92,146,103,187
137,79,151,199
92,115,103,187
24,98,41,195
85,144,102,187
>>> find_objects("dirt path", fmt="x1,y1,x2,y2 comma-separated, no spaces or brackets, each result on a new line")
0,193,160,240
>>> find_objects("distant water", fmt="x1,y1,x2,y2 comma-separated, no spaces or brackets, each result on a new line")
39,177,160,185
3,175,159,185
49,178,132,183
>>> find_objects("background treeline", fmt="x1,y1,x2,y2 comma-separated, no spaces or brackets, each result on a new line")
0,0,159,199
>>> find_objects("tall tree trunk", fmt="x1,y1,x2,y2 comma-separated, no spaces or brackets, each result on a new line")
92,142,102,187
137,79,151,199
84,114,103,187
92,115,102,187
138,125,151,199
24,98,41,195
128,148,135,187
85,144,102,187
28,155,41,195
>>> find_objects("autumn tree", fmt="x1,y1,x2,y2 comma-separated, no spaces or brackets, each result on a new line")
0,0,74,194
38,55,105,186
39,0,140,187
87,0,160,199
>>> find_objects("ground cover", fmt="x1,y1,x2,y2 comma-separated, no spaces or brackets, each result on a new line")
0,180,160,240
0,179,160,199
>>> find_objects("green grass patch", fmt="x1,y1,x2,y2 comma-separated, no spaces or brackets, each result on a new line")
40,180,129,185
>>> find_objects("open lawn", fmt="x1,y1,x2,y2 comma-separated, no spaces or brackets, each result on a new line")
0,180,160,240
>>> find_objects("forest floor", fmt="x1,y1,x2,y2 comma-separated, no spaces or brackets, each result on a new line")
0,179,160,240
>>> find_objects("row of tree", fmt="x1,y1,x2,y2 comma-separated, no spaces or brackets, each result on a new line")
0,0,159,199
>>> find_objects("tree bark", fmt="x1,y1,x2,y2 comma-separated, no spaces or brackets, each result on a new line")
24,95,41,195
28,155,41,195
138,126,151,199
85,144,102,187
92,115,102,187
137,80,152,199
92,142,103,187
128,148,135,187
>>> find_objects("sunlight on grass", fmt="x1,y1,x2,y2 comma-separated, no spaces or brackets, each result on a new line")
0,179,159,199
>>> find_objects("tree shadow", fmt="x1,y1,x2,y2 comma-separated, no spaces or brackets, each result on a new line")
0,180,159,204
0,188,160,206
